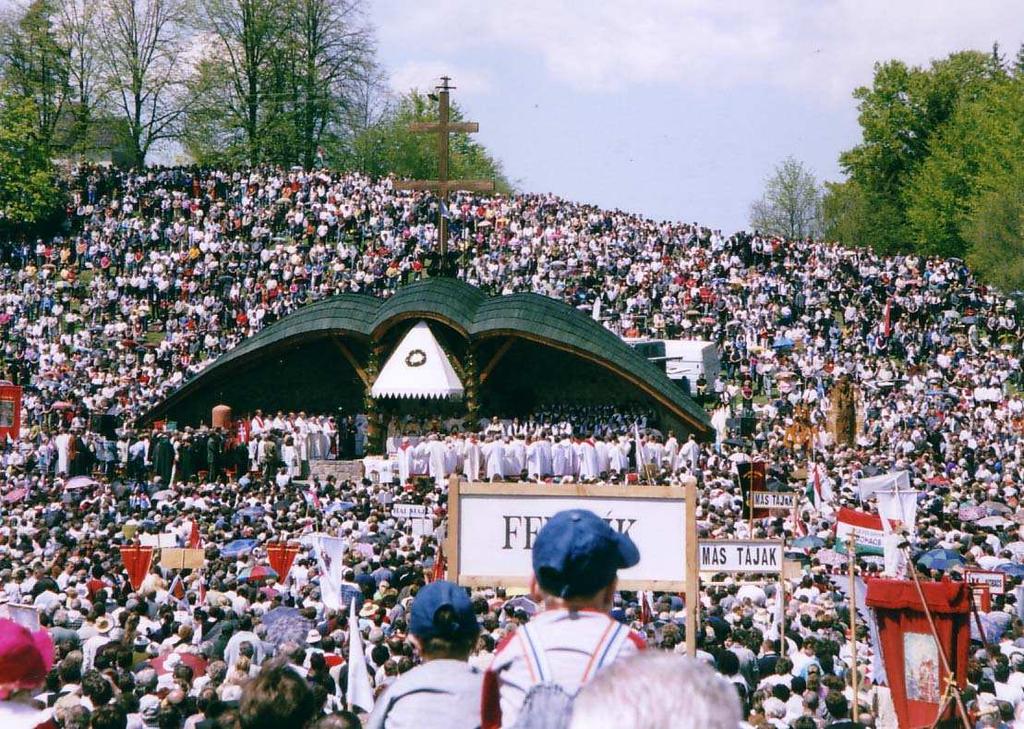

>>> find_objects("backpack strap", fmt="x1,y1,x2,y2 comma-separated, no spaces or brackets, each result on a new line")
581,621,629,683
518,623,553,683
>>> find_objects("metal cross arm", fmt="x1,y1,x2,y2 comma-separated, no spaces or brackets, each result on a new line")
394,179,495,194
407,122,480,134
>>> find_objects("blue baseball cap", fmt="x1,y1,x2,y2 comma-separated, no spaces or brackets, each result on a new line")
532,509,640,599
410,580,479,642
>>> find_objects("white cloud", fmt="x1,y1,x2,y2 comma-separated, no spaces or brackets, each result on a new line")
376,0,1024,104
390,60,493,95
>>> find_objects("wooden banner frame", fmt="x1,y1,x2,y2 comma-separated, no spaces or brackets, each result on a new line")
446,476,699,654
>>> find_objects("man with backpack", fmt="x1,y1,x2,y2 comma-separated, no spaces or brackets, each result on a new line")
481,509,646,729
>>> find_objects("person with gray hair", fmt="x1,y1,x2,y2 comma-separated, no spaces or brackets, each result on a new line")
569,652,742,729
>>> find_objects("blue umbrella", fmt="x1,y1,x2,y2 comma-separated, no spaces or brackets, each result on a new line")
262,607,313,646
916,548,965,572
221,539,257,558
791,536,825,549
996,562,1024,577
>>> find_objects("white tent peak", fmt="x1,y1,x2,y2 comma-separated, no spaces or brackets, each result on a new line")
371,321,464,399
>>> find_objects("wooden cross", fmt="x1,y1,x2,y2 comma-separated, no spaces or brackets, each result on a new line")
393,76,495,273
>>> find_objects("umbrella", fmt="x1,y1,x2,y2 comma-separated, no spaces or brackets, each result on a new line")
1004,542,1024,558
151,653,208,676
503,595,539,616
65,476,99,490
1013,511,1024,525
977,515,1013,529
791,536,825,549
916,548,965,571
996,563,1024,577
221,539,257,558
262,606,314,646
238,565,278,582
152,490,174,501
981,500,1013,515
3,488,27,503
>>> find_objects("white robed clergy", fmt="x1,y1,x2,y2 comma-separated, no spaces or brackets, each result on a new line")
483,438,505,481
417,434,448,488
609,436,630,474
396,438,415,483
552,436,574,477
463,435,482,481
578,438,600,481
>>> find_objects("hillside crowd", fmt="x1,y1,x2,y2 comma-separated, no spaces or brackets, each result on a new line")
0,166,1023,728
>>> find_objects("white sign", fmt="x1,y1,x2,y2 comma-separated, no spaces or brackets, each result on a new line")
751,491,798,510
698,540,784,574
451,483,687,590
965,569,1006,595
139,533,177,548
392,503,428,519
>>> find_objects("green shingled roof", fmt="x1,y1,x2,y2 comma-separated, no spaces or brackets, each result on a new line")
143,278,710,432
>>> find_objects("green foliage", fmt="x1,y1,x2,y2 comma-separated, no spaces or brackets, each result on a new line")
749,156,821,239
836,51,1005,253
348,90,510,192
965,174,1024,291
0,89,63,232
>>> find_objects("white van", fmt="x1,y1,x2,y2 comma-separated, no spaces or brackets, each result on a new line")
624,338,720,395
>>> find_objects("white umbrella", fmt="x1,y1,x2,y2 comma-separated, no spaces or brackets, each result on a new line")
65,476,99,490
977,515,1013,529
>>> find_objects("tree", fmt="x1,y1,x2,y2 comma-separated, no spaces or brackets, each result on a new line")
350,89,510,191
56,0,105,148
0,87,63,233
96,0,191,167
0,0,70,146
749,156,821,240
964,172,1024,291
836,51,1004,252
189,0,286,165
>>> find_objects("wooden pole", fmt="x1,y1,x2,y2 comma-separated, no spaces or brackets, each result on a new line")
847,535,859,724
684,475,699,658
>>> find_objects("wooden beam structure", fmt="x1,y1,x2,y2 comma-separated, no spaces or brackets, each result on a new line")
479,338,515,383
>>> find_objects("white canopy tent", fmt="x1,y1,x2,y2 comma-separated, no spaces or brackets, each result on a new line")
371,320,464,399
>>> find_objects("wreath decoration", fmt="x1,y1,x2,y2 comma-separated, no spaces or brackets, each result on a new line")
405,349,427,368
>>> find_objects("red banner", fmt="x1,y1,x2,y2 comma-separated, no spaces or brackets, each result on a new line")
865,578,971,729
120,546,154,592
0,383,22,441
266,542,301,581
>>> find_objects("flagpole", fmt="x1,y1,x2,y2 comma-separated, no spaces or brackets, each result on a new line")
847,535,859,724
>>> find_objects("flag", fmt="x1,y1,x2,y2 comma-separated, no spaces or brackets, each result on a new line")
267,541,301,582
430,544,445,583
169,575,187,607
639,591,653,625
119,546,154,592
856,470,909,501
633,423,646,474
806,461,824,509
312,534,347,610
835,508,885,556
883,298,892,337
188,520,202,549
346,597,375,713
876,489,918,532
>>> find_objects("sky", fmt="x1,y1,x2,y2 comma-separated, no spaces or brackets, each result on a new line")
371,0,1024,233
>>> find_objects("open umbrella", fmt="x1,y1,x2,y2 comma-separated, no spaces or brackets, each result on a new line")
65,476,99,490
791,535,825,549
996,563,1024,577
262,606,314,646
917,548,965,571
1012,511,1024,525
981,500,1013,515
221,539,257,558
3,488,27,503
238,565,278,582
977,515,1013,529
1003,542,1024,559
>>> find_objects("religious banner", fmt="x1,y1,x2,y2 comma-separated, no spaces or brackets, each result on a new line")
120,545,154,591
266,541,302,581
449,481,689,590
737,460,766,518
0,383,22,441
312,534,347,610
835,507,885,556
865,578,971,729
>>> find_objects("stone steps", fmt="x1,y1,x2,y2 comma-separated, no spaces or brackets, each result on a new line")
308,459,364,483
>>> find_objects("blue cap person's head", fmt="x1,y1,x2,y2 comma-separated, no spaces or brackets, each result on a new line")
409,580,480,660
532,509,640,600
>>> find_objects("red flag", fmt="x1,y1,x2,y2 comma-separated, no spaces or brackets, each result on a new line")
266,542,300,581
639,591,653,625
119,546,154,592
883,298,892,338
431,544,446,583
169,575,187,603
198,577,207,606
188,520,202,549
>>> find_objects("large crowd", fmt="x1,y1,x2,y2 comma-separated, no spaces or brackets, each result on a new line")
0,166,1023,728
